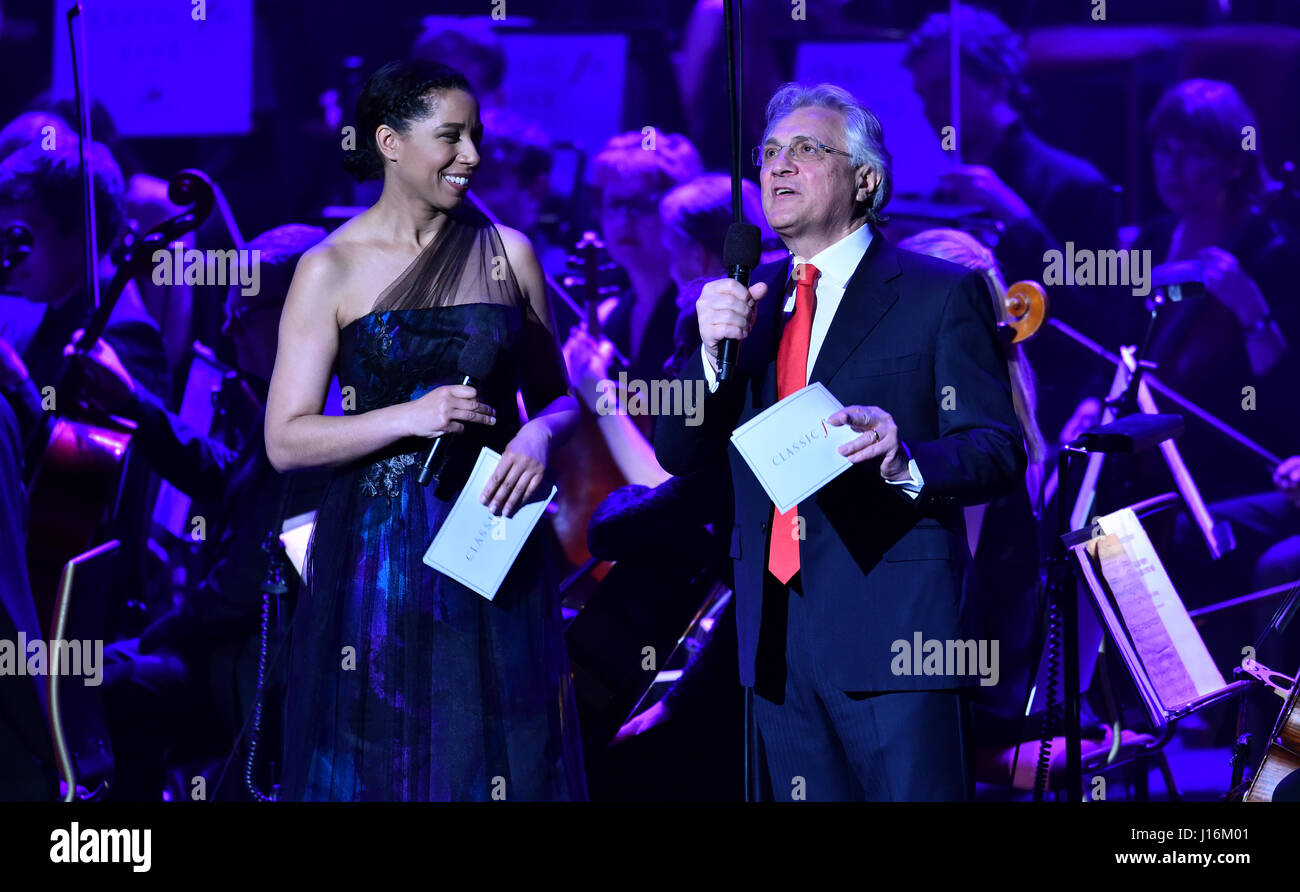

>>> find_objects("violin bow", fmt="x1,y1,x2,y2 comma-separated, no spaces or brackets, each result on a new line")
67,3,100,315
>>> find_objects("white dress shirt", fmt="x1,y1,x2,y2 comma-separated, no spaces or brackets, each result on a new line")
701,223,924,496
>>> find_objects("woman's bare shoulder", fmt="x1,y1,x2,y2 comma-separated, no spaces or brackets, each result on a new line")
303,218,373,274
493,224,538,264
287,219,382,325
273,234,362,338
493,224,545,291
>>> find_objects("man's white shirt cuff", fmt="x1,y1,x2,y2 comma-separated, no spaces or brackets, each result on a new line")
702,344,720,393
703,346,921,498
886,458,924,499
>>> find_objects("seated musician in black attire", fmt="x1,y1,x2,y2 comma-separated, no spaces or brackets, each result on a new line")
567,180,769,794
72,224,330,800
578,273,741,801
0,395,59,800
903,6,1119,440
0,140,168,468
903,6,1119,290
565,131,702,392
1119,79,1298,505
563,171,766,488
0,111,74,161
1213,455,1300,591
1098,80,1300,770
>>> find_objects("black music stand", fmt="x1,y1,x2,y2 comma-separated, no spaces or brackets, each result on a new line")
1050,413,1185,800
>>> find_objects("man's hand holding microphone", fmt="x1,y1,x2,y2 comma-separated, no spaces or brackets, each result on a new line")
697,277,769,374
692,228,915,485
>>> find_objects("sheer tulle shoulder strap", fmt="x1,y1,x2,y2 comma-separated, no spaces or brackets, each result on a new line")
371,203,527,314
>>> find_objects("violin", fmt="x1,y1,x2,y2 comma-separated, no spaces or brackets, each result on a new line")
1241,659,1300,801
999,280,1050,344
550,231,627,582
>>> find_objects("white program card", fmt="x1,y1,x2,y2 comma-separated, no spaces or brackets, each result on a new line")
278,511,316,578
730,382,860,514
423,447,558,600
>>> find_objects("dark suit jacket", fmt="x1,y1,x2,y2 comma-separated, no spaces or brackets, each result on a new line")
654,230,1026,691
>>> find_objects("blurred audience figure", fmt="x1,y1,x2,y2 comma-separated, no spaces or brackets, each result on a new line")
660,174,776,387
0,111,73,162
660,173,773,298
558,132,701,487
583,130,702,384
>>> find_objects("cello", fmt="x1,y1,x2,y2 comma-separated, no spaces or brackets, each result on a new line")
1242,659,1300,801
24,170,216,635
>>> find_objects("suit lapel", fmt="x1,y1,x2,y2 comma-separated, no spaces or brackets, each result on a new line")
742,257,789,409
808,230,902,384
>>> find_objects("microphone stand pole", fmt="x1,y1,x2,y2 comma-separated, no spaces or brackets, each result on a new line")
1051,441,1083,801
721,0,760,803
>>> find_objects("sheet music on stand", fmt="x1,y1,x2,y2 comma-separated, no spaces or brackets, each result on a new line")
1070,507,1230,728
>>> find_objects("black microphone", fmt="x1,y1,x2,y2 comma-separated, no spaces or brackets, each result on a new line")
716,222,761,383
417,335,499,487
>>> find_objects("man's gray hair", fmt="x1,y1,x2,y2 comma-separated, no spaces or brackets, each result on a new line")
762,82,893,225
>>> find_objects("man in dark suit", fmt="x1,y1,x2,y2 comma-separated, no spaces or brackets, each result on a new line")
654,83,1025,801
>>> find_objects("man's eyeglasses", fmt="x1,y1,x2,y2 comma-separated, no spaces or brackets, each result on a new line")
753,137,853,169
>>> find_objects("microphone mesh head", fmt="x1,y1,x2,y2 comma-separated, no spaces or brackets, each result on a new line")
723,222,761,270
459,335,499,380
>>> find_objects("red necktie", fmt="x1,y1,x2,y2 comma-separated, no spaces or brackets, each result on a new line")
767,261,818,584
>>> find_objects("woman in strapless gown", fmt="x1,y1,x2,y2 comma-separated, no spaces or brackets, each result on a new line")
265,60,585,800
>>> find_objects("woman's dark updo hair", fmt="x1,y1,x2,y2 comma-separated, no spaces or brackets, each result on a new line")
342,59,474,182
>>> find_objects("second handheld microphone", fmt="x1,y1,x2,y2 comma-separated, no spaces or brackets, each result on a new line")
417,335,500,487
